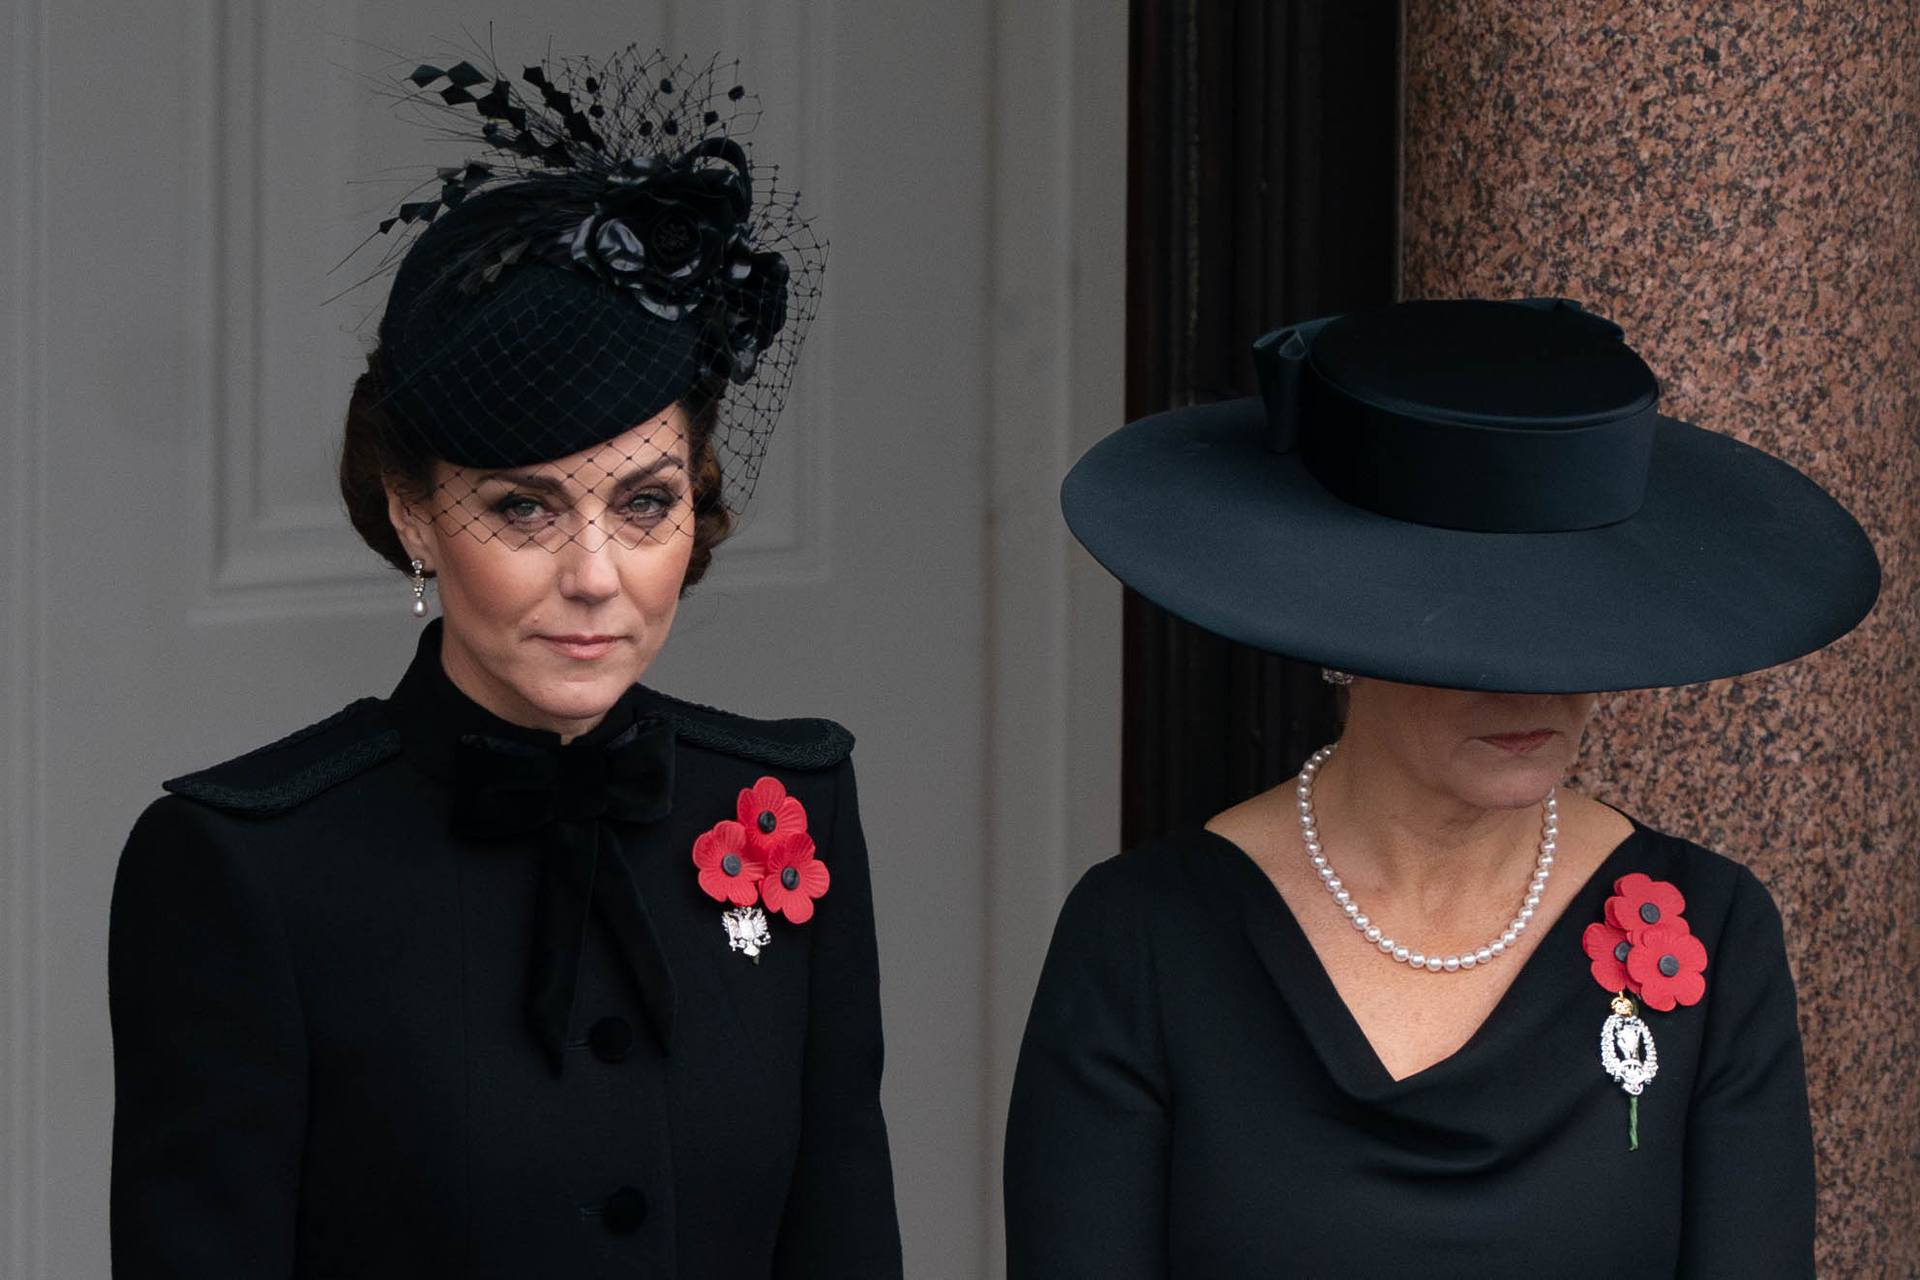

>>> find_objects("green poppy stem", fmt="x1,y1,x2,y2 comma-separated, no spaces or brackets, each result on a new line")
1629,1094,1640,1151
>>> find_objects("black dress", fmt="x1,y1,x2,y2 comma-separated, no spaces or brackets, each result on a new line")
1003,822,1815,1278
108,620,903,1278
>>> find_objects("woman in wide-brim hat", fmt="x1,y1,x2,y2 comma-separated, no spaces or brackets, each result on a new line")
107,47,901,1277
1004,298,1877,1277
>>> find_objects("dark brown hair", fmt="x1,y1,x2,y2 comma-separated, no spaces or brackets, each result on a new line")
337,352,733,591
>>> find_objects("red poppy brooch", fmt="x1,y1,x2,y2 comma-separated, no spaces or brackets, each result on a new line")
691,776,830,963
1580,873,1709,1149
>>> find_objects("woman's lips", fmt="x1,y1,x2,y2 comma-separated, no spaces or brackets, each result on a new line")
538,635,623,661
1480,730,1556,754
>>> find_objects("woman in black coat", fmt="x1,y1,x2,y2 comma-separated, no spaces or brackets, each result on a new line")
108,48,901,1278
1004,299,1881,1277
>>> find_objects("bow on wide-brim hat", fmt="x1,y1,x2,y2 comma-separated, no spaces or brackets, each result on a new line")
1062,298,1880,692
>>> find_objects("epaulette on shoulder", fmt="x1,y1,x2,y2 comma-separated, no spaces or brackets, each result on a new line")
646,689,854,771
161,698,401,817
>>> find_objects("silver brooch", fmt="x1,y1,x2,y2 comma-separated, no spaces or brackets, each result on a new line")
721,905,771,963
1599,992,1658,1150
1600,992,1659,1095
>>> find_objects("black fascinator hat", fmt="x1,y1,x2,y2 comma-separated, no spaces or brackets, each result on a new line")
1062,298,1880,692
354,46,822,548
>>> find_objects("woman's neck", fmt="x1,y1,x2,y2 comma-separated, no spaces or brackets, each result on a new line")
1309,732,1548,906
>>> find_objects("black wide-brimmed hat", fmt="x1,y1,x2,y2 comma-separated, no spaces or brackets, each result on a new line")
1062,298,1880,692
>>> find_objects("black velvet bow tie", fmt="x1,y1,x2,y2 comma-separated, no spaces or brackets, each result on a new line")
451,715,678,1074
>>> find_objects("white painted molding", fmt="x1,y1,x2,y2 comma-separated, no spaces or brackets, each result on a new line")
1,0,48,1271
982,0,1126,1273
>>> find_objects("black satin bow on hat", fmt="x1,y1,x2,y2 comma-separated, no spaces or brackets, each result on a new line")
451,715,678,1074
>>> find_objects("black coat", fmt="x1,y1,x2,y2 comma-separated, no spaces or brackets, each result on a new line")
109,622,902,1278
1004,822,1815,1278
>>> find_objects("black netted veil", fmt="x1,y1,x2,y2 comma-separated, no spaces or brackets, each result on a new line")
353,45,824,554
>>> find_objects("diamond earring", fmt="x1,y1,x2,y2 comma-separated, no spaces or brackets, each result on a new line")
410,559,429,619
1320,668,1354,686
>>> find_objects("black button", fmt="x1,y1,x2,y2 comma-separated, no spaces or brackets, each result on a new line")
722,853,742,876
781,866,800,890
1613,941,1630,963
589,1017,635,1063
758,810,778,833
603,1185,647,1234
1639,902,1661,924
1658,954,1680,978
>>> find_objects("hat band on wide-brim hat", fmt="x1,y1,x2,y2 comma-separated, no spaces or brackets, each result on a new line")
1257,303,1659,534
1061,298,1881,693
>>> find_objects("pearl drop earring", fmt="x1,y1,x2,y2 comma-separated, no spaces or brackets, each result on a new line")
410,559,429,619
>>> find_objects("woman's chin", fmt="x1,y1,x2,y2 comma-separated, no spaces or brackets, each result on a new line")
524,670,641,727
1451,760,1568,810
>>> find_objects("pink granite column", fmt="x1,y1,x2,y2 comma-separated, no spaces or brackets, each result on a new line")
1401,4,1920,1272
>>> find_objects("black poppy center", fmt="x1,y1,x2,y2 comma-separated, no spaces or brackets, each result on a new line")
781,866,801,890
650,213,699,261
758,810,778,834
1639,902,1661,924
721,853,742,876
1658,954,1680,978
1613,941,1631,963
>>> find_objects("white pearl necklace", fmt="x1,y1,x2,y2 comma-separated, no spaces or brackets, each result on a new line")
1296,743,1557,974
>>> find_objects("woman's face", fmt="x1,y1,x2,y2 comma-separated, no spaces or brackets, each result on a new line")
388,408,697,740
1343,680,1600,810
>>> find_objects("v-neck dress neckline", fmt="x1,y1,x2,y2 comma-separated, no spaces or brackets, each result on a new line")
1194,822,1646,1100
1004,816,1818,1277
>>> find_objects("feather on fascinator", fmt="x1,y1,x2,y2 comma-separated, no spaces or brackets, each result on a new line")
356,44,823,547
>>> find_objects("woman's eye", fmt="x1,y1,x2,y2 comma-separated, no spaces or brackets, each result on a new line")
494,496,548,524
625,489,675,520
